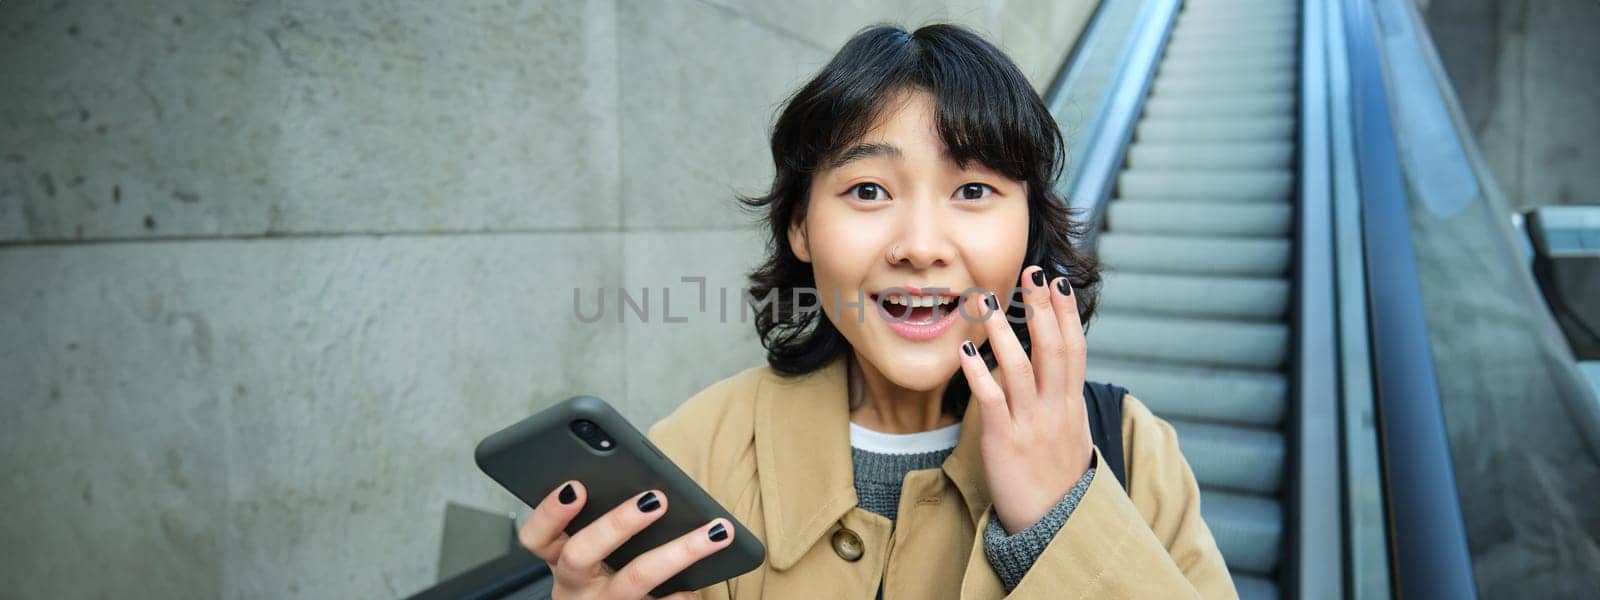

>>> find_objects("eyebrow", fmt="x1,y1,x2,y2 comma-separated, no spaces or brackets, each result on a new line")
829,142,965,171
829,142,902,169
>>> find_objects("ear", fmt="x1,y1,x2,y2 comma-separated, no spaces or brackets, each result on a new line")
788,219,812,264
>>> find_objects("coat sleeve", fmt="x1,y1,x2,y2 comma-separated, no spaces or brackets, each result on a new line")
959,393,1238,599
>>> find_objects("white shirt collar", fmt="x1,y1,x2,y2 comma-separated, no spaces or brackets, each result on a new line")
848,421,962,455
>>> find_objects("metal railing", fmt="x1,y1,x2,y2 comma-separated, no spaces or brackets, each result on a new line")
1291,0,1345,597
1321,0,1394,595
1339,0,1479,596
1046,0,1181,246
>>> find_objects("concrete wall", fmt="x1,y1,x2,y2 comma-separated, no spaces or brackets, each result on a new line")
1424,0,1600,211
0,1,1097,597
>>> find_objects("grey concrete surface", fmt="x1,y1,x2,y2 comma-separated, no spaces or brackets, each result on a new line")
0,1,1097,597
1424,0,1600,212
617,0,824,231
0,234,626,598
0,1,623,240
621,228,769,424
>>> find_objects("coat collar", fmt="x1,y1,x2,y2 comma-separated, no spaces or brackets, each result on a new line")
753,357,992,570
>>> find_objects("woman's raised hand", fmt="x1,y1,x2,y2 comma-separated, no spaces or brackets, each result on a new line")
518,482,733,599
957,265,1095,534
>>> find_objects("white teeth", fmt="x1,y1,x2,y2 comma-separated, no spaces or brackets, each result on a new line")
882,294,951,308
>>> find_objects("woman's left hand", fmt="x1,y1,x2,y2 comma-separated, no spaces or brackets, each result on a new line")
957,265,1094,535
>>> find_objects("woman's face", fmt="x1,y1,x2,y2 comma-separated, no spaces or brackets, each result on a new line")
790,88,1030,392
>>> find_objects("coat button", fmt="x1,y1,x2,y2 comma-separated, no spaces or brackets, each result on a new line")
831,528,864,562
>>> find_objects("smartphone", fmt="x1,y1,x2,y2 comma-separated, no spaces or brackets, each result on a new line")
475,395,765,597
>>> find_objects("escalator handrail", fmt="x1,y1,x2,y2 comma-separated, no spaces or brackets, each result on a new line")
1039,0,1125,106
1339,0,1479,597
1290,0,1345,597
1048,0,1181,247
404,547,549,600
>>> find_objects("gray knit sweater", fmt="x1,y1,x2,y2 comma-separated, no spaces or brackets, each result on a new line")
850,445,1096,591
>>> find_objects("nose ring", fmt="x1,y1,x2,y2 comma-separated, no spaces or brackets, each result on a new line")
888,243,902,263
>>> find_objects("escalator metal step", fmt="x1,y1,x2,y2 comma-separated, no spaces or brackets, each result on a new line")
1121,199,1291,237
1089,357,1287,426
1166,36,1297,57
1127,141,1294,169
1200,489,1283,575
1152,71,1297,95
1171,22,1297,41
1136,116,1295,142
1143,92,1295,118
1086,311,1289,369
1107,200,1293,237
1172,419,1285,494
1182,0,1299,9
1175,13,1298,30
1162,43,1298,64
1098,271,1290,321
1159,53,1295,74
1119,169,1293,201
1181,10,1299,24
1098,233,1291,276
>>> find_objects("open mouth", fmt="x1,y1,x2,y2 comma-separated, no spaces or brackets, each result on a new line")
872,292,962,324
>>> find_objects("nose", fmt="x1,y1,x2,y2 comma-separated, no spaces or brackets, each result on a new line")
887,200,954,270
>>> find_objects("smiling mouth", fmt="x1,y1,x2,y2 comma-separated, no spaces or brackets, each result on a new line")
872,292,962,324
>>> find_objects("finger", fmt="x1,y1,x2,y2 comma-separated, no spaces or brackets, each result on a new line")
959,338,1013,430
1050,276,1088,404
519,481,586,563
981,290,1038,417
607,518,736,599
1020,266,1069,403
555,490,669,585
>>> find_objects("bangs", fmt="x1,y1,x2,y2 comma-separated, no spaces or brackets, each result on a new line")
742,22,1100,385
777,24,1063,184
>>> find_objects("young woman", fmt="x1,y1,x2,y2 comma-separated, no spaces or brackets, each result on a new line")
518,24,1235,599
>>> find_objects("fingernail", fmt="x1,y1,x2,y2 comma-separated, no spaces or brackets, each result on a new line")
559,483,577,505
637,492,661,513
1029,268,1045,287
961,341,977,357
984,294,999,311
708,522,729,542
1055,278,1071,296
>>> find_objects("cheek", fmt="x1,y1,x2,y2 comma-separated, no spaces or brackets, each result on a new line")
801,201,884,293
959,205,1031,292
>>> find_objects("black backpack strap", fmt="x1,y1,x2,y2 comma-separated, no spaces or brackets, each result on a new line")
1082,381,1129,491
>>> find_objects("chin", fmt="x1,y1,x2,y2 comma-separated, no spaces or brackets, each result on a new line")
867,347,960,391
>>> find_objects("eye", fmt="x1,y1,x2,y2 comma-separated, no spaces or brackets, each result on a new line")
956,183,995,201
849,182,888,201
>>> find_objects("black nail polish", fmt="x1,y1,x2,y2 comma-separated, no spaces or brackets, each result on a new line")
708,522,729,542
559,483,577,504
1055,278,1071,296
637,492,661,513
1030,269,1045,287
961,341,977,357
984,295,999,311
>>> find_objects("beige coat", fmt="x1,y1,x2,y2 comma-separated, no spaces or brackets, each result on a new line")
647,358,1238,599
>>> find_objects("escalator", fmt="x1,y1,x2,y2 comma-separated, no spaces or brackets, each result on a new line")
412,0,1539,596
1083,1,1300,598
1061,0,1509,597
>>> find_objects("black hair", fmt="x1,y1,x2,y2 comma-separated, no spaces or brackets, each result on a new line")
740,23,1101,416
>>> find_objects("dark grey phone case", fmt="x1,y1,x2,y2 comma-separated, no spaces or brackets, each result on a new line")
475,395,765,597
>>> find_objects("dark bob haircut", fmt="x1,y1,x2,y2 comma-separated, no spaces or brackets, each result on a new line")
741,23,1102,415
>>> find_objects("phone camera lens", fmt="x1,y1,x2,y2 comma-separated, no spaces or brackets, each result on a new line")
571,419,598,439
